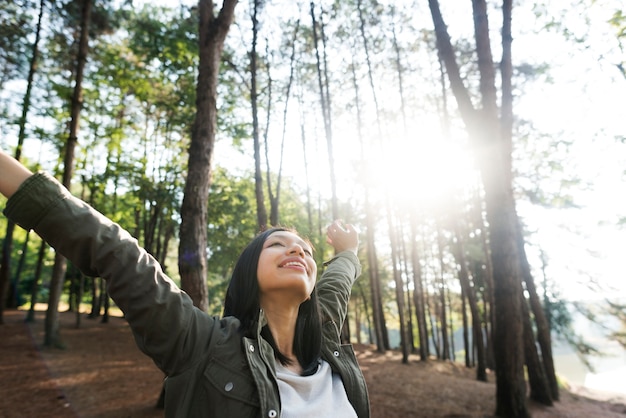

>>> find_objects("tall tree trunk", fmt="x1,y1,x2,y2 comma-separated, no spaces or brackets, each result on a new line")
435,225,450,360
310,2,338,220
349,53,387,352
474,196,496,370
250,0,267,231
453,222,487,381
521,292,553,405
517,221,559,401
8,231,30,308
389,216,410,363
26,240,47,323
428,0,529,415
410,214,429,361
268,21,299,227
178,0,238,312
88,277,101,318
400,229,416,353
0,0,45,324
460,285,470,367
428,293,440,358
45,0,93,348
297,105,314,234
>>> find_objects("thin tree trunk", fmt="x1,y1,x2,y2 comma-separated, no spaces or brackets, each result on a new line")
428,293,440,358
75,272,85,329
461,285,470,367
453,222,487,381
250,0,267,231
435,225,450,360
310,2,338,220
45,0,93,348
357,283,374,345
521,292,553,405
389,216,410,363
8,231,30,308
268,20,299,227
25,240,47,323
400,229,416,353
475,198,496,370
88,277,101,319
411,213,429,360
348,51,387,352
517,221,559,401
298,106,313,234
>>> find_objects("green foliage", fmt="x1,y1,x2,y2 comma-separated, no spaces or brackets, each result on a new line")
548,297,600,371
0,0,33,87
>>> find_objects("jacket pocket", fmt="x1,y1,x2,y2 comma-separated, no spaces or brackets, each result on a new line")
203,358,260,409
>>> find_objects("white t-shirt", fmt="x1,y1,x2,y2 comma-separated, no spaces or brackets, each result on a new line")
275,359,358,418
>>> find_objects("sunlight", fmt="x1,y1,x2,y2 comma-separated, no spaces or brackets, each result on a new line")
360,121,476,214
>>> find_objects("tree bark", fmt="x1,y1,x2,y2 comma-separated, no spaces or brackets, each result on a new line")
178,0,238,312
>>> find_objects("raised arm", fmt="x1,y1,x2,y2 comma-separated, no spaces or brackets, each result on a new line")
0,151,34,198
1,150,214,375
316,220,361,327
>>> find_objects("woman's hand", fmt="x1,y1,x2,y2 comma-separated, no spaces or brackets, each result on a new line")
0,151,33,198
326,220,359,255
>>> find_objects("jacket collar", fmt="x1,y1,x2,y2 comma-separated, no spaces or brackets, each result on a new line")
255,308,268,338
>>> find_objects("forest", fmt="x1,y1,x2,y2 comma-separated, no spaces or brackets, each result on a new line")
0,0,625,417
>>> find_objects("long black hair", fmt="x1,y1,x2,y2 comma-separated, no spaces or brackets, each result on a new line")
223,227,322,376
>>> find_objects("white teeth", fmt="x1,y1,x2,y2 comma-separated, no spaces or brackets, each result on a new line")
283,261,304,268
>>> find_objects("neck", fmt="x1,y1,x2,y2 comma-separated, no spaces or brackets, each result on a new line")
261,302,300,366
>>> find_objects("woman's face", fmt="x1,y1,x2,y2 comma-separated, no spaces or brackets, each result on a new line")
257,231,317,304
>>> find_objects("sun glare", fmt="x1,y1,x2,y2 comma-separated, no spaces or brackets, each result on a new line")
362,129,476,213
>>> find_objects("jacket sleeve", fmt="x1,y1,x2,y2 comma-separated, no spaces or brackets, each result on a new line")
316,250,362,329
4,172,213,376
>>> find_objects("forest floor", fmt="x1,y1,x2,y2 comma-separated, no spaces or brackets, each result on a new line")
1,307,626,418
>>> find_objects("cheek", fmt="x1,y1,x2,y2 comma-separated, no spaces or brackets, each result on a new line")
309,265,318,284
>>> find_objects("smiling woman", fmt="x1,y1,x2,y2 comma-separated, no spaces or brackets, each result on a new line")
0,151,371,418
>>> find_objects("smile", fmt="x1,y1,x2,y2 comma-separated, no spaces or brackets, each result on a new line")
280,261,306,270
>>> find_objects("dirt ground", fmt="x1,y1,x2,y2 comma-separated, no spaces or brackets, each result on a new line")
1,308,625,418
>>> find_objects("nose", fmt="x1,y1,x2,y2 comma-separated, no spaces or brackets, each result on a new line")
288,243,305,257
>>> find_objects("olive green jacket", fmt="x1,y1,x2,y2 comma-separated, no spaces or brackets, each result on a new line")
5,172,370,418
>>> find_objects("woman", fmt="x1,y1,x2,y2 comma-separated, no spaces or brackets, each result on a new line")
0,151,370,417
